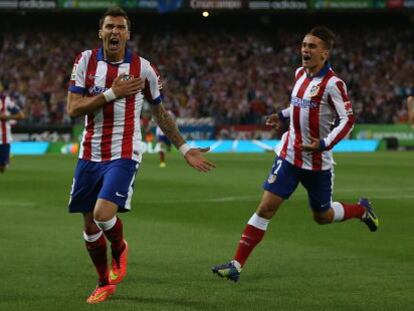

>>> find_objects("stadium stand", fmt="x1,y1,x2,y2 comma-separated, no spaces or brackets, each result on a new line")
0,12,413,127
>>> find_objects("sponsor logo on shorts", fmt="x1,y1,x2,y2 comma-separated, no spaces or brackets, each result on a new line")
267,174,277,184
115,192,126,198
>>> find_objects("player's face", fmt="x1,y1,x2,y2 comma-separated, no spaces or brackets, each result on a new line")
301,35,329,72
99,15,130,61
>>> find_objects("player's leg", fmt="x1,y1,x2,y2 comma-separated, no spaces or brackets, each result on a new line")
83,211,116,304
68,159,115,303
96,159,139,285
303,169,378,231
93,199,128,285
330,199,379,231
0,143,11,173
158,136,166,167
212,157,300,282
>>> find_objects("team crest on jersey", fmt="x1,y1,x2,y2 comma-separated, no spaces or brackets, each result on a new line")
309,84,320,97
267,174,277,184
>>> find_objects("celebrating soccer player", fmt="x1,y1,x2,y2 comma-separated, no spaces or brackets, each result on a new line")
66,7,215,304
0,94,25,173
212,26,379,282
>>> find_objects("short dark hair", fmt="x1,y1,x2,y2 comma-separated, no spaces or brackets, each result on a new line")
307,26,335,50
99,6,131,30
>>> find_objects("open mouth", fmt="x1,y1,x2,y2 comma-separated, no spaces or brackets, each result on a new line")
109,38,120,50
303,55,311,61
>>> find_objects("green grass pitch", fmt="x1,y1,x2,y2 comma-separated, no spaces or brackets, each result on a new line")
0,152,413,311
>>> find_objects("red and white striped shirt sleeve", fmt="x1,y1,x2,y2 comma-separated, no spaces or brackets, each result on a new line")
142,63,163,105
68,51,90,95
321,79,355,150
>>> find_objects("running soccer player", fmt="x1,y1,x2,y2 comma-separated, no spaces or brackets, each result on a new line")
0,94,25,173
212,26,379,282
67,7,215,304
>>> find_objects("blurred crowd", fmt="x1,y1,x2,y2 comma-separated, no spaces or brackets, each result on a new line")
0,25,413,126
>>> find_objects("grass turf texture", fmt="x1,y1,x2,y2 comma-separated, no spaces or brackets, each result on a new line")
0,152,413,311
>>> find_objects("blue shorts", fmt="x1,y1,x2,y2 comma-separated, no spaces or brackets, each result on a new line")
68,158,140,214
263,156,333,213
0,144,10,166
157,135,171,145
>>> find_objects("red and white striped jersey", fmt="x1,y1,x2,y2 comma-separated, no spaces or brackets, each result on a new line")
0,95,21,144
69,48,163,162
279,64,355,171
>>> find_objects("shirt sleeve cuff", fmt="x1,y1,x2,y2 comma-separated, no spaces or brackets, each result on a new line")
146,94,163,105
278,111,288,122
68,85,87,94
319,139,327,151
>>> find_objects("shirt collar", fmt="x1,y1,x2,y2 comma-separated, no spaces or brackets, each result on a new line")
307,62,331,78
97,47,132,64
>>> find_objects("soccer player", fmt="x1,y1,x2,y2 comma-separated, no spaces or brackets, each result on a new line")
0,94,25,173
155,109,175,168
212,26,379,282
66,7,215,304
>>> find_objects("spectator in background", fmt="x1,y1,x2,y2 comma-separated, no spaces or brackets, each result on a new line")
0,25,413,127
407,95,414,129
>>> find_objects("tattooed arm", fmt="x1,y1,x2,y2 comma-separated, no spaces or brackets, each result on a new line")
150,104,186,148
150,104,216,172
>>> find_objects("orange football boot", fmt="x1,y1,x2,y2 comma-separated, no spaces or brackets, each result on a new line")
86,284,116,304
109,240,129,285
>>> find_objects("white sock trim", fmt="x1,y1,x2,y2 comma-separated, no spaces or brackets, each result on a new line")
94,216,117,232
331,202,344,222
247,213,270,231
83,230,103,242
231,260,242,271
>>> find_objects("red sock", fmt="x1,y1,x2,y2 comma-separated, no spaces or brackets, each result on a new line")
103,217,126,260
85,233,108,285
342,202,365,220
234,224,266,267
160,151,165,163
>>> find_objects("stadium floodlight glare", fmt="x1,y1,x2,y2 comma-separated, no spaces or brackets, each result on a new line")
202,11,209,17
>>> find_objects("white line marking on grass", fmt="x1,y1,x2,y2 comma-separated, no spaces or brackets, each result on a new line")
0,202,36,207
140,195,259,204
140,191,414,205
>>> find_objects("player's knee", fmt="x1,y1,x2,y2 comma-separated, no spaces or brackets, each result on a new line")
82,213,98,233
257,202,277,219
84,221,99,234
313,213,332,225
93,210,111,222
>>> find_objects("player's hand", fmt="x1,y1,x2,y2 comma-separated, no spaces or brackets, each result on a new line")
184,147,216,173
111,73,144,98
302,136,321,152
265,114,281,130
